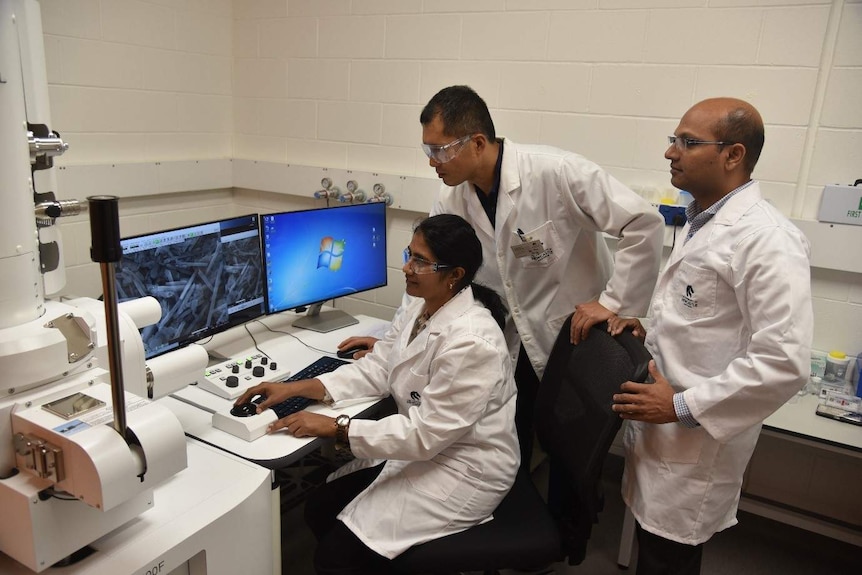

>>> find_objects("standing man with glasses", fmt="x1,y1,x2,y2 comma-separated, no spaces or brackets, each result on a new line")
420,85,665,468
609,98,813,574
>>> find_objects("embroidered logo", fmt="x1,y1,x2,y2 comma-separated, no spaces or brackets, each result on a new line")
681,284,697,309
407,391,422,407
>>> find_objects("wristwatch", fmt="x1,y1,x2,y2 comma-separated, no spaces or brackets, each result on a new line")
334,414,351,451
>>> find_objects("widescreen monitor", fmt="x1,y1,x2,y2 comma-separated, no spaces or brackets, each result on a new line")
115,214,266,359
262,202,387,332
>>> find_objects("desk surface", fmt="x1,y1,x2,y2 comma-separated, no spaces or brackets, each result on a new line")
161,311,390,468
763,393,862,455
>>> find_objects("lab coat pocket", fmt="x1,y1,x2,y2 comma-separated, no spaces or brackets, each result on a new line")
642,422,705,465
516,221,562,268
404,454,468,502
671,261,717,321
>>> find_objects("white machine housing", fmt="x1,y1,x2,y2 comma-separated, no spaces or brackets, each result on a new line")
0,2,277,573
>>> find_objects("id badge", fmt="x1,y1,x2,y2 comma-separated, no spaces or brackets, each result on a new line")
511,239,545,259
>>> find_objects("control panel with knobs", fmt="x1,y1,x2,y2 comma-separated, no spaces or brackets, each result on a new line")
197,353,290,400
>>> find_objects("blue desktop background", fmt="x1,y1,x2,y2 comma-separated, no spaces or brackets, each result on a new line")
263,203,387,314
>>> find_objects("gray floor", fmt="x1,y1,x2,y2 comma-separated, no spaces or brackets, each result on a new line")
279,454,860,574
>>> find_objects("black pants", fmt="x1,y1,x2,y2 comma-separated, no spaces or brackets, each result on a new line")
636,522,703,575
515,344,542,470
303,463,392,575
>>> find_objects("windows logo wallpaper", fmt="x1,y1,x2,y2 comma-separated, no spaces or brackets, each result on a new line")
317,237,345,271
262,203,387,314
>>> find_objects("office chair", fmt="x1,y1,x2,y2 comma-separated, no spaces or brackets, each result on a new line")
390,318,652,574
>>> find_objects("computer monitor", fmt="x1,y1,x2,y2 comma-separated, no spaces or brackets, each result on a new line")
115,214,266,359
262,202,387,332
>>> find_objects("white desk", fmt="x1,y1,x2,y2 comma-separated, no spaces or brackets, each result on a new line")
161,312,391,469
760,393,862,456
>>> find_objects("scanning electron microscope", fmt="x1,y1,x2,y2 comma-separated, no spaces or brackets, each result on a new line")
0,1,275,574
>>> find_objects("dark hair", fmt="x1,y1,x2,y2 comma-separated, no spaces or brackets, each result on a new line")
420,85,496,141
414,214,507,330
715,106,764,174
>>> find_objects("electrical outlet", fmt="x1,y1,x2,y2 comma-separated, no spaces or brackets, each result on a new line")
658,204,687,226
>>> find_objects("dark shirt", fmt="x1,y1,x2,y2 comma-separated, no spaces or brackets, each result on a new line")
474,140,504,228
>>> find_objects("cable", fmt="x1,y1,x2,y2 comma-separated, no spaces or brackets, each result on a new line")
243,323,272,360
670,214,686,251
253,318,335,356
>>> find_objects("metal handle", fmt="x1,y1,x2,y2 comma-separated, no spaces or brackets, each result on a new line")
87,195,128,439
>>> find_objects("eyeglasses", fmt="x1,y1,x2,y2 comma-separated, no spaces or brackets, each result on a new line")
403,247,453,274
667,135,733,150
421,134,474,164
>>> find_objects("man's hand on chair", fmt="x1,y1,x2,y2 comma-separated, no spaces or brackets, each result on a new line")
612,361,678,424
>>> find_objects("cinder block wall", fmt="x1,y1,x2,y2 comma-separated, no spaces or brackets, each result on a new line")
40,0,862,357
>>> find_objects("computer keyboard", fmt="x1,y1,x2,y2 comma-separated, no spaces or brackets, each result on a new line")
269,356,350,419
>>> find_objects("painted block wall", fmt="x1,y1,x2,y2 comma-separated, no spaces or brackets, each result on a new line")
39,0,862,362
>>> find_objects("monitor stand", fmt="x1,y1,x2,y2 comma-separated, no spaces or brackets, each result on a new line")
292,303,359,333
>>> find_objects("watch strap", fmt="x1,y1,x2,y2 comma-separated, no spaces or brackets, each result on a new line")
335,416,350,451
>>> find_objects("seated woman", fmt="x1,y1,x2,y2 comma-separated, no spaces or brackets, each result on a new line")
234,214,519,574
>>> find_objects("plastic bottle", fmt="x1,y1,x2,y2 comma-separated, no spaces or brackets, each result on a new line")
824,351,850,382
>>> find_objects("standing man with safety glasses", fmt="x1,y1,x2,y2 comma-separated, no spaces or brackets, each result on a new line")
609,98,813,574
420,85,665,468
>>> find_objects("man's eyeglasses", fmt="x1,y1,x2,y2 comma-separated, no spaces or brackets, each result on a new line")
403,248,453,274
667,135,733,150
421,134,474,164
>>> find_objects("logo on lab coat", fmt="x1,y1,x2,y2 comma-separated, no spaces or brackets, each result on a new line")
681,284,697,309
407,391,422,407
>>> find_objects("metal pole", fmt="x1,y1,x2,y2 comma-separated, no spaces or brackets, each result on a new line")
87,195,127,439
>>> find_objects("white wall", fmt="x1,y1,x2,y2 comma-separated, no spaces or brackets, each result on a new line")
39,0,862,361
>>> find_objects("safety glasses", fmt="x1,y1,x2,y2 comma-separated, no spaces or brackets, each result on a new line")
667,135,732,151
421,134,474,164
403,247,453,274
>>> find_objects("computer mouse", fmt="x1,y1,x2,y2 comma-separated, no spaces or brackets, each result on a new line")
337,344,368,359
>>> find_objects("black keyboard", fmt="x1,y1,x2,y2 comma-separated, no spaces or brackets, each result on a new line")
268,356,349,419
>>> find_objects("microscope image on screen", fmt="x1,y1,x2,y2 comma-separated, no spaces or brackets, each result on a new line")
116,215,266,359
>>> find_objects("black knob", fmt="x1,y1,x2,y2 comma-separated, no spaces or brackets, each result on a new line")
245,359,252,369
270,362,277,370
87,196,122,263
226,375,239,388
261,357,268,365
252,366,265,377
232,364,240,374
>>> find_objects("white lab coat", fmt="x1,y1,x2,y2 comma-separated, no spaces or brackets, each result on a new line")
317,287,519,559
432,139,663,377
622,183,813,545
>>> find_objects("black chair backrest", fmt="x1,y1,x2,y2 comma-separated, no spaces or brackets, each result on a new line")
533,318,652,564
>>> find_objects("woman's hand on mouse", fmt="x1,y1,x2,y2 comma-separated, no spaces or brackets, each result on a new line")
234,382,295,413
337,336,378,359
269,411,335,437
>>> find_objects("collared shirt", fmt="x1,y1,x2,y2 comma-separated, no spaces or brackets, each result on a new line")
474,140,504,228
683,180,755,244
407,309,431,345
675,179,756,427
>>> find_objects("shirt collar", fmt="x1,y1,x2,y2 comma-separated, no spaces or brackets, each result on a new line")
684,180,755,243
